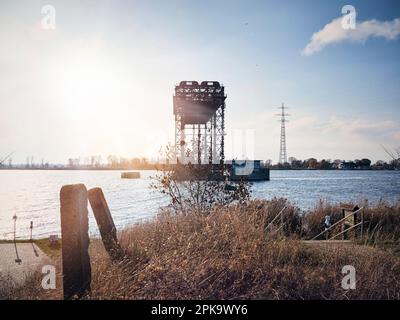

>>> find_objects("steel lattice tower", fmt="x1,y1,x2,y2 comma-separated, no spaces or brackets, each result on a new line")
277,103,289,164
173,81,226,165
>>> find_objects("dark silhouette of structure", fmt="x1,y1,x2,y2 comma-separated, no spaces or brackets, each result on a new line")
174,81,226,165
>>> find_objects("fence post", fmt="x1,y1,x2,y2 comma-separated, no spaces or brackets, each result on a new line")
60,184,91,300
88,188,125,260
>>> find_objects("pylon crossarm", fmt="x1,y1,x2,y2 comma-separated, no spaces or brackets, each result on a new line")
329,221,363,240
310,207,364,240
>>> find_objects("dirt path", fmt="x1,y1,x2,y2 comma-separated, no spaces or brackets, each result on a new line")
0,242,51,284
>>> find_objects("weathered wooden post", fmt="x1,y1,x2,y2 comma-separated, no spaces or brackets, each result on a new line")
341,205,359,240
60,184,91,300
88,187,125,261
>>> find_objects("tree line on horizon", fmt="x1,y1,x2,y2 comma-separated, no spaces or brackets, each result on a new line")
1,152,399,170
267,157,399,170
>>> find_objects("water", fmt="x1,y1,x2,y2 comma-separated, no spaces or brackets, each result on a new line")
0,169,399,239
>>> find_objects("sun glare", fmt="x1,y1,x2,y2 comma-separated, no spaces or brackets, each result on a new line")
43,51,170,157
45,50,132,117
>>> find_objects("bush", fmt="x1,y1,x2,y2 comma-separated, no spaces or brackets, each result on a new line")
151,162,251,213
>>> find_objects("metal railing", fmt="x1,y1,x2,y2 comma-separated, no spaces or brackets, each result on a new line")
310,206,364,241
265,206,287,234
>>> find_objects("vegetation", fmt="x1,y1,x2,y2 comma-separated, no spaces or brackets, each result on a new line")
268,157,399,170
303,199,400,241
1,198,399,300
151,161,251,213
3,145,400,170
2,155,399,300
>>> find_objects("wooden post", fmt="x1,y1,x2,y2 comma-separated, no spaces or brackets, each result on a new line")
341,206,359,240
60,184,91,300
88,188,125,260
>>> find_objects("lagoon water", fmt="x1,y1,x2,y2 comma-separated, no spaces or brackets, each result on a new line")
0,169,399,239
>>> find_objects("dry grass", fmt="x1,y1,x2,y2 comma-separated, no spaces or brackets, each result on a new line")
0,255,63,300
1,198,399,300
87,199,400,300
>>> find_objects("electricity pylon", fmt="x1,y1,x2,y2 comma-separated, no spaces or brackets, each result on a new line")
276,103,290,164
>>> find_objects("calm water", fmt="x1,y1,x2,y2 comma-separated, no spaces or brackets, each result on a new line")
0,170,399,239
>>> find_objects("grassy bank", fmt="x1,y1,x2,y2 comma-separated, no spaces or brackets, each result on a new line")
1,198,399,300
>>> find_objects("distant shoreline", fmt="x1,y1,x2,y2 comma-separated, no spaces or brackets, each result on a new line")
0,167,398,171
0,167,156,171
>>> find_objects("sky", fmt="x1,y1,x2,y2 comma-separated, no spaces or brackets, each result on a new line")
0,0,399,164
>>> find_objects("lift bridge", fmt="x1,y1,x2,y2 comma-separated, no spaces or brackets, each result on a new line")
174,81,225,165
173,80,269,181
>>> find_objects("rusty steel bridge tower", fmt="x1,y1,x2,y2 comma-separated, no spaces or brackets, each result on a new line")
173,81,226,165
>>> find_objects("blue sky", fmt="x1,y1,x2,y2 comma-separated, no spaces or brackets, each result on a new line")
0,0,399,163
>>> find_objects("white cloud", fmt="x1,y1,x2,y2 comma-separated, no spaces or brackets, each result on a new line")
228,109,400,162
284,115,400,162
321,117,398,135
302,17,400,56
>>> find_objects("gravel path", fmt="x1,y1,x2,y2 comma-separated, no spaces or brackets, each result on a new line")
0,243,51,284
